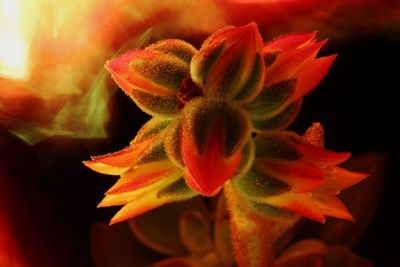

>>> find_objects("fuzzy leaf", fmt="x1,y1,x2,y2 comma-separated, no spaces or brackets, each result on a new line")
245,79,296,119
83,137,157,175
128,90,181,117
146,39,197,64
258,193,326,223
135,138,168,166
181,98,250,196
191,23,265,101
106,49,189,97
132,118,171,145
157,178,198,200
233,167,290,198
254,133,302,161
106,160,179,194
255,158,324,193
164,120,184,167
252,101,302,131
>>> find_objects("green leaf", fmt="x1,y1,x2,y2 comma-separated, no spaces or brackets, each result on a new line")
182,97,251,157
164,120,184,167
252,101,302,131
254,133,302,160
129,90,181,117
245,79,296,119
146,39,198,64
133,118,172,144
157,178,198,200
233,168,290,198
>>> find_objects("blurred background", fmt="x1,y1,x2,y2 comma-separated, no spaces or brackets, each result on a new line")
0,0,399,266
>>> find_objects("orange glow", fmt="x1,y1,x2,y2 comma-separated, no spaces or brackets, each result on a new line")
0,0,33,80
0,0,399,144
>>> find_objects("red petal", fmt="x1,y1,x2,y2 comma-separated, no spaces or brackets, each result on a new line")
289,135,351,166
262,193,325,223
323,166,369,192
182,121,242,196
105,50,180,97
83,137,155,175
264,31,317,51
292,55,336,101
256,159,325,193
106,160,179,194
313,195,354,221
264,40,327,86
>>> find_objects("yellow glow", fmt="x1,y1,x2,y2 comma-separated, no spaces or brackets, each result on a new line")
0,0,33,80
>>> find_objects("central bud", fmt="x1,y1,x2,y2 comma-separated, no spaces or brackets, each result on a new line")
181,98,252,196
176,77,203,109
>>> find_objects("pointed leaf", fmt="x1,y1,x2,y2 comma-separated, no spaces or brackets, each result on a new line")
106,160,179,194
259,193,326,223
264,32,317,51
83,137,156,175
157,178,198,200
109,175,180,224
128,89,181,117
313,195,354,221
181,98,250,195
254,133,302,160
255,158,324,193
297,153,386,247
132,118,171,145
146,39,197,64
292,55,336,102
322,166,369,192
245,79,296,119
191,23,265,101
252,101,302,131
288,133,351,165
164,120,184,167
264,40,327,87
106,49,189,97
233,167,290,197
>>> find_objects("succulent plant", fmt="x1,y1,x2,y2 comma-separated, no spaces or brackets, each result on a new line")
85,23,367,266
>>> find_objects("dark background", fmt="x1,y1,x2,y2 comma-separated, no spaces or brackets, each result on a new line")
0,34,398,267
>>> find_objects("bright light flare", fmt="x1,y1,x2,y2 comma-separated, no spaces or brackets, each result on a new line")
0,0,34,80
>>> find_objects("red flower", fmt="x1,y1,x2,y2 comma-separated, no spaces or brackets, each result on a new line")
85,23,366,227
